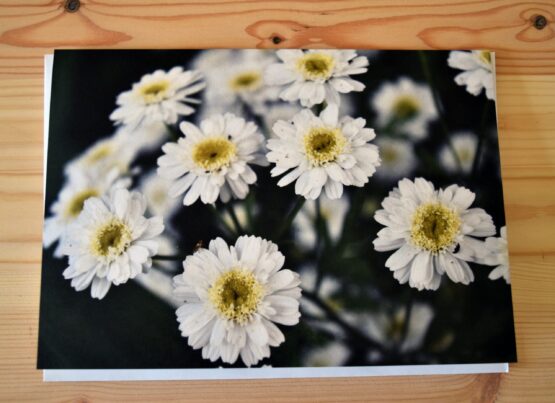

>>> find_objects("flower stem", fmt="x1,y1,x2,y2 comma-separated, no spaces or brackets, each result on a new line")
274,196,306,240
226,204,245,234
302,289,384,351
417,51,463,173
209,204,236,237
471,100,492,176
152,254,185,261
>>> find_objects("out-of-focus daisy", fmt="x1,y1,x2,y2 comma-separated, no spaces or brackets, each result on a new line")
157,113,267,206
267,104,380,200
116,121,169,153
64,134,137,178
363,303,434,354
293,195,349,250
439,132,478,174
448,50,495,100
110,66,205,127
480,226,510,284
195,50,279,115
265,50,368,107
43,168,130,257
303,341,350,367
371,78,437,140
374,137,416,180
139,170,181,219
221,203,253,232
62,188,164,300
173,235,301,366
373,178,496,290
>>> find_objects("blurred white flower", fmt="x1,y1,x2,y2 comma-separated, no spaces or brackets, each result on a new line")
267,104,380,200
195,50,280,115
139,170,181,219
43,168,130,257
64,134,137,179
265,50,368,107
221,203,252,231
448,51,495,100
303,341,350,367
479,226,510,284
363,303,434,353
293,195,349,250
157,113,267,206
263,103,303,136
374,137,416,180
373,178,496,290
439,132,478,174
173,235,301,366
62,189,164,300
110,66,205,127
372,78,437,140
151,233,180,272
115,121,169,153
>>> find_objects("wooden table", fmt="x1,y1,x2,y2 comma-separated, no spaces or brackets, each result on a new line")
0,1,554,401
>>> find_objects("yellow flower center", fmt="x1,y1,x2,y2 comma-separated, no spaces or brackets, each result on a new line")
385,311,405,342
192,136,237,172
296,53,335,80
411,203,461,254
85,144,113,165
457,147,473,164
381,145,399,164
229,71,262,92
65,188,99,218
304,127,346,166
90,218,132,261
209,269,263,323
478,51,492,65
392,96,420,121
139,80,170,104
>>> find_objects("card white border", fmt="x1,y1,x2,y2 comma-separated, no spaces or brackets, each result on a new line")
42,54,509,382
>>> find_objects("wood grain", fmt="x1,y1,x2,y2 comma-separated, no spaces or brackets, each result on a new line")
0,0,554,401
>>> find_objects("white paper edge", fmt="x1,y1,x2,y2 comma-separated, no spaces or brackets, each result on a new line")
42,53,509,382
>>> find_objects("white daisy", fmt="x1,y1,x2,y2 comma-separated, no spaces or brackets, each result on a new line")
43,168,130,257
265,50,368,107
480,226,510,284
448,50,495,100
139,170,181,219
267,104,380,200
110,66,205,127
64,134,137,179
374,137,416,180
303,341,350,367
115,121,169,153
439,132,478,174
196,50,280,115
363,303,434,353
371,77,437,139
62,188,164,300
293,195,349,250
173,235,302,366
157,113,267,206
373,178,496,290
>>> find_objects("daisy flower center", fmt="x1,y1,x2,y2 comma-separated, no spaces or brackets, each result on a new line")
229,71,262,92
296,53,336,81
411,203,461,253
381,146,399,164
90,217,132,261
209,269,263,323
85,144,113,165
65,188,99,218
139,80,170,104
457,147,473,164
392,96,421,120
192,136,237,172
304,127,346,166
